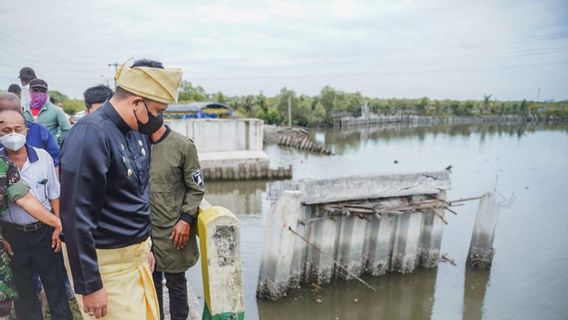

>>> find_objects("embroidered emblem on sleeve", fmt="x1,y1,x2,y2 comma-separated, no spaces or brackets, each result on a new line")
191,169,205,187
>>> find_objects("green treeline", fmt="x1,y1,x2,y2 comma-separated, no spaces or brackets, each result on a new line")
177,82,568,126
51,81,568,126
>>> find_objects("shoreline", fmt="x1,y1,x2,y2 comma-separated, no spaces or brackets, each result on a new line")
334,114,567,128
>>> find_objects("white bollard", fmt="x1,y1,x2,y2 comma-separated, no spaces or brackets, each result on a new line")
198,206,245,319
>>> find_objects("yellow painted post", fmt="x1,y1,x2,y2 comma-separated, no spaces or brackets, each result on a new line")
198,206,245,320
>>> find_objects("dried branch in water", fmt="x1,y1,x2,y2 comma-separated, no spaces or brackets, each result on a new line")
288,226,377,292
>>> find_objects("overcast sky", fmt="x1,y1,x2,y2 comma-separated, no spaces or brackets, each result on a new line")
1,0,567,100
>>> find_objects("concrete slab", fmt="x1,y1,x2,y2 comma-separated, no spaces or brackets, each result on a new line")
297,171,451,205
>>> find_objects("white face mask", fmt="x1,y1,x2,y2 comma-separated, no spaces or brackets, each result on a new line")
1,133,26,151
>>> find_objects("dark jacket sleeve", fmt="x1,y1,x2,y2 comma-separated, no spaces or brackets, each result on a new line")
60,123,109,295
42,126,60,168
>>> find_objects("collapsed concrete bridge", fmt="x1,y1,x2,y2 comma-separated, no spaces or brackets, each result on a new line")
257,171,453,300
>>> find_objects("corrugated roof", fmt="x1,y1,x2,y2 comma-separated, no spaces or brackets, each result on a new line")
166,102,232,113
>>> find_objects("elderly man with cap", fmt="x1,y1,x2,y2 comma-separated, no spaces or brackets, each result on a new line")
18,67,36,107
60,59,182,320
23,79,71,145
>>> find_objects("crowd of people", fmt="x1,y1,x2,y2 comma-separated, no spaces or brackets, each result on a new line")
0,59,205,320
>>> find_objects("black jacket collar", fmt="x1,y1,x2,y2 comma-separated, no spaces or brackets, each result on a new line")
102,101,131,134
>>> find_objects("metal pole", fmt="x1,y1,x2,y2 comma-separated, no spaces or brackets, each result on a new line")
288,95,292,127
108,63,119,88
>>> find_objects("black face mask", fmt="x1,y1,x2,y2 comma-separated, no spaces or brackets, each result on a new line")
134,100,163,135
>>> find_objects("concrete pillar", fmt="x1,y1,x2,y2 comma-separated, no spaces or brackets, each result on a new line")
197,206,245,320
467,192,500,270
391,207,423,273
305,207,340,284
420,191,447,268
366,213,396,275
257,191,304,300
335,214,368,279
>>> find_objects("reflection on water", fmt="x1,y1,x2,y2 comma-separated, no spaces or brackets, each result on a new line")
258,268,437,320
319,122,567,155
462,268,491,320
205,180,267,215
193,122,568,320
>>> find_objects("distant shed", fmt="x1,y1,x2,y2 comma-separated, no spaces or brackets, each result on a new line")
165,102,233,119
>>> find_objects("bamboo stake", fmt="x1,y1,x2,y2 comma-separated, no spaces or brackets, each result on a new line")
287,226,377,292
448,196,483,204
445,207,460,216
433,210,449,225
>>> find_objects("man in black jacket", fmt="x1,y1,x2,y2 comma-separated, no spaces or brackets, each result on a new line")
60,59,182,319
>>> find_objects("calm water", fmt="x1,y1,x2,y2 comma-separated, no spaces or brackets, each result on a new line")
188,123,568,320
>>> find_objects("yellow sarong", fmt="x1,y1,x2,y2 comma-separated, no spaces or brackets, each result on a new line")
63,238,159,320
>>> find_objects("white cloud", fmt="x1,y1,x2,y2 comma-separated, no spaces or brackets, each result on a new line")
329,0,363,18
0,0,566,99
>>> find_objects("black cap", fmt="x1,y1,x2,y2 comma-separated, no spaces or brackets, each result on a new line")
29,79,48,90
19,67,37,81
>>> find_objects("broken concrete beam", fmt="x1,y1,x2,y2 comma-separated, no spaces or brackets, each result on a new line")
257,191,304,300
467,192,500,270
298,171,451,205
420,191,447,268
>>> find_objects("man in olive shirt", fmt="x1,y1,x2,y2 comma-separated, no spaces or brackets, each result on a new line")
149,124,205,320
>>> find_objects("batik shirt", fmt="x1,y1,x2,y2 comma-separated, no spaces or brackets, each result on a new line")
0,155,30,302
0,154,30,215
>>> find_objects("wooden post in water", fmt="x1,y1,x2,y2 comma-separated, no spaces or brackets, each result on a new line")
467,192,500,270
